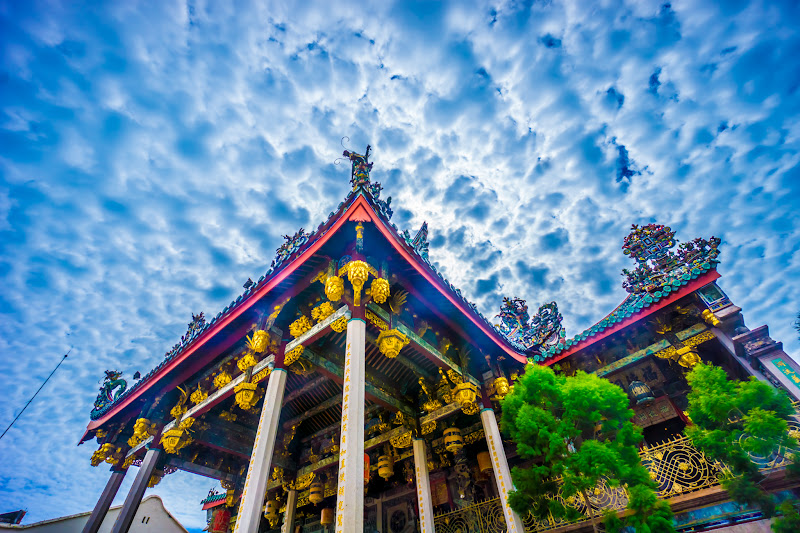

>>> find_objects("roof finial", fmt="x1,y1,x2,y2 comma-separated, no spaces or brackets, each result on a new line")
343,144,373,189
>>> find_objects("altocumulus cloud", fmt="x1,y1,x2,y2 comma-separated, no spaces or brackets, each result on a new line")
1,0,800,529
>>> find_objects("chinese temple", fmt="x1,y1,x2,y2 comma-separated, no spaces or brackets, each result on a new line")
80,147,800,533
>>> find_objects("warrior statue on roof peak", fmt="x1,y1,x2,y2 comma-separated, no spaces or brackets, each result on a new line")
343,145,373,189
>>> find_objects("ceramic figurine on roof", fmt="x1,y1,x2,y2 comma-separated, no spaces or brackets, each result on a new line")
496,297,564,354
92,370,127,414
182,312,206,343
403,222,429,260
273,228,309,268
343,145,373,189
621,223,721,295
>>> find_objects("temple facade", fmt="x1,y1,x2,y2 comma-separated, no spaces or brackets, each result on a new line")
80,148,800,533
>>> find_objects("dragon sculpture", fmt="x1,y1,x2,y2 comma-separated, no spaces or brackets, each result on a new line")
496,297,565,355
93,370,128,412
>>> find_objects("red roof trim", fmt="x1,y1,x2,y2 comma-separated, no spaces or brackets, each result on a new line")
541,270,720,367
87,195,363,430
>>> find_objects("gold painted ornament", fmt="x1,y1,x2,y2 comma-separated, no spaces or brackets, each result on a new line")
320,508,334,526
331,316,347,333
160,417,195,454
127,418,157,447
325,276,344,302
234,382,259,410
370,278,390,304
247,329,270,353
190,385,208,405
453,382,478,407
376,329,410,359
237,352,258,373
147,472,163,488
347,260,370,306
213,370,232,389
284,345,304,366
477,451,492,474
311,301,335,323
676,346,702,368
492,377,510,399
289,316,313,338
701,309,721,327
264,499,280,528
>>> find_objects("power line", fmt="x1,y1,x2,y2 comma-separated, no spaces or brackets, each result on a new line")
0,348,71,443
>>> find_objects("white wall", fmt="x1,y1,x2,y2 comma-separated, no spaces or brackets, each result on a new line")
0,495,188,533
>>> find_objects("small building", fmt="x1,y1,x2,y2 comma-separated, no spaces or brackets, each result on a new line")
0,495,187,533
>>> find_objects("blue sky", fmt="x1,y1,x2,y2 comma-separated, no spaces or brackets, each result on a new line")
1,0,799,530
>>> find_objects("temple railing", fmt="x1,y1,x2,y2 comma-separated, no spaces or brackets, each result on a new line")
433,421,800,533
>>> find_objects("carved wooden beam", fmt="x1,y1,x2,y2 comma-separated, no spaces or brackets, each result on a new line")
166,456,238,483
282,376,328,406
301,347,416,418
366,302,479,385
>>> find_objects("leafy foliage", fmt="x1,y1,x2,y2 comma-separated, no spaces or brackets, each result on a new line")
685,363,797,524
501,363,675,532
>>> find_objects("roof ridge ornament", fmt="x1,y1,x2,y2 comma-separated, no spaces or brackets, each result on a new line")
621,223,721,295
495,297,565,355
343,144,373,189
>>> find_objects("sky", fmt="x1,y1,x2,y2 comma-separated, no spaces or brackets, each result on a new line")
1,0,799,530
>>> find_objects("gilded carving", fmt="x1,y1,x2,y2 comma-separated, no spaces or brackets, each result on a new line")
331,316,348,333
160,417,195,455
370,277,391,304
213,370,232,389
285,345,304,366
347,260,371,306
376,328,409,359
325,275,344,302
289,316,313,338
391,431,413,449
127,417,157,448
312,301,335,323
233,382,259,410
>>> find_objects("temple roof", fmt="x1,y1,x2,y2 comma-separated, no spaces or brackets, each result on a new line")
88,146,527,425
535,224,722,364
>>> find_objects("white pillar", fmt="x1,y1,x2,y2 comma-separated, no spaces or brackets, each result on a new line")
481,407,525,533
281,489,297,533
413,438,435,533
234,367,288,533
334,317,366,533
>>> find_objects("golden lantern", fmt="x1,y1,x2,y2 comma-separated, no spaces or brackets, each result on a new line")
309,481,324,505
444,427,464,453
378,455,394,480
320,508,334,526
376,329,409,359
453,382,478,407
234,382,259,410
160,417,194,455
477,451,493,474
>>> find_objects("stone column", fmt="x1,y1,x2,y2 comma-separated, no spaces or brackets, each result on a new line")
480,408,525,533
82,468,126,533
334,317,366,533
234,367,288,533
281,489,297,533
110,447,162,533
412,438,435,533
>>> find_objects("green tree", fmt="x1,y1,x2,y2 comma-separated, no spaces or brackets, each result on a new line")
685,363,797,527
501,363,674,533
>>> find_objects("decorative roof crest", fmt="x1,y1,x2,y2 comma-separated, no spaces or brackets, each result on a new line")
343,144,373,189
495,297,565,354
621,223,721,295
